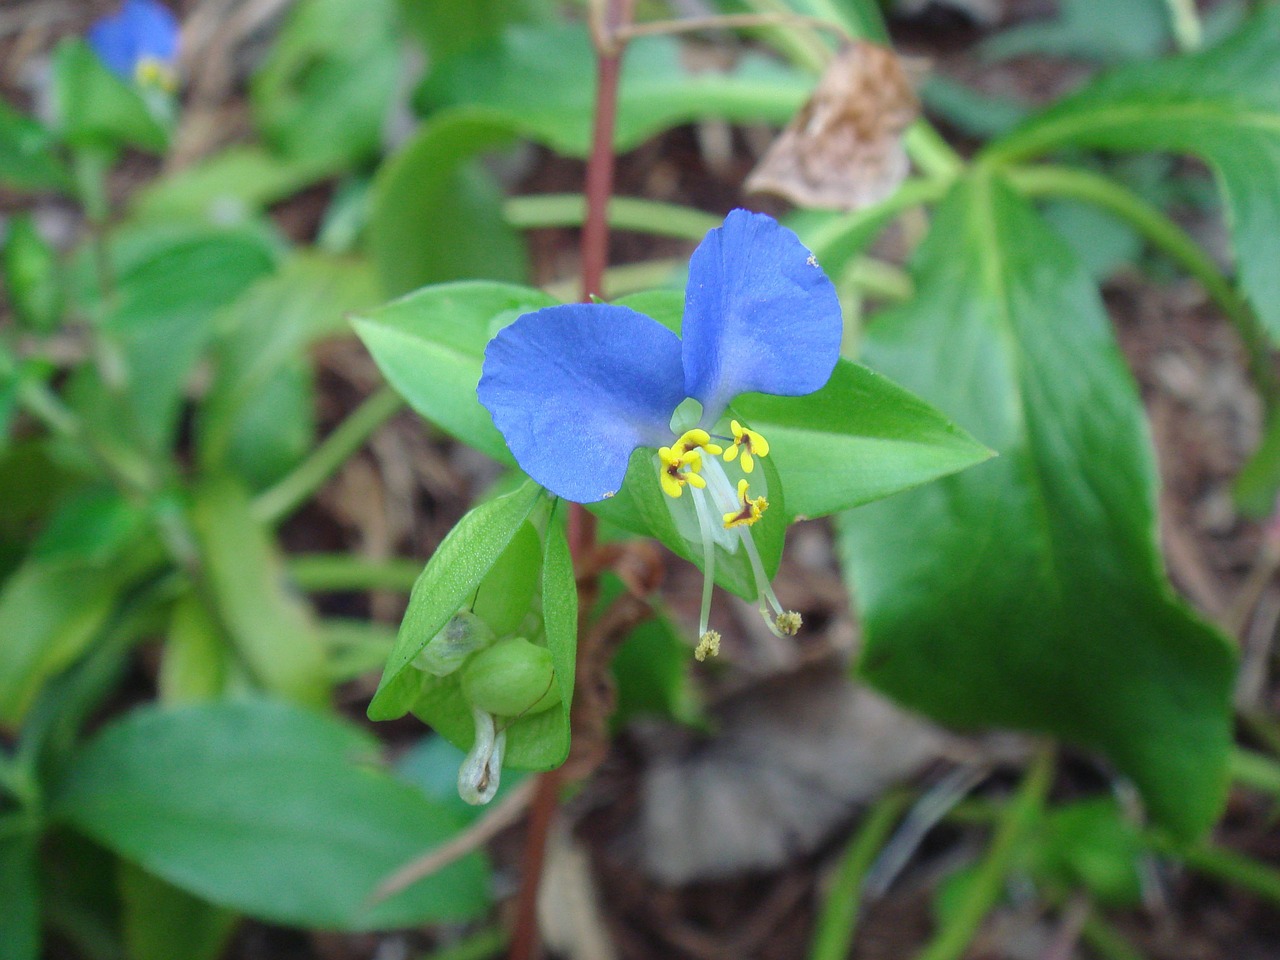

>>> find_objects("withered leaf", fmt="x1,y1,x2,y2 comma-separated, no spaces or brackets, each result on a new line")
746,41,921,212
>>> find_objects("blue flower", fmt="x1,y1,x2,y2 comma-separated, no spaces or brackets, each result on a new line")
88,0,179,90
478,209,842,648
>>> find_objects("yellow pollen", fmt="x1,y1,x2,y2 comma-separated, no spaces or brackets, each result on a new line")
695,631,721,661
723,478,768,528
674,428,723,457
658,445,707,499
134,57,177,92
723,420,769,474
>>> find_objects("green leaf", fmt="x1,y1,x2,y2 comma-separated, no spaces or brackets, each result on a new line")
368,110,530,295
190,474,330,707
981,0,1170,63
69,222,279,456
49,40,167,152
1031,799,1144,907
4,214,63,331
733,359,993,520
0,819,40,960
352,280,556,461
119,861,237,960
838,174,1236,841
0,100,70,192
52,699,490,930
250,0,400,169
538,504,577,762
130,147,334,223
987,6,1280,339
158,593,229,704
199,254,378,485
368,479,543,720
420,23,810,157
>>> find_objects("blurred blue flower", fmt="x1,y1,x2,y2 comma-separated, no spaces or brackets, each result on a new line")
479,209,841,648
88,0,179,90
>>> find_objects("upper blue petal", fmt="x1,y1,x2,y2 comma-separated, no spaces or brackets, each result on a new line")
681,209,842,421
89,0,179,79
479,303,685,503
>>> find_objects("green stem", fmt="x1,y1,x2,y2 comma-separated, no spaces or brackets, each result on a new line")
1164,0,1203,51
543,257,684,303
1081,912,1147,960
809,791,911,960
504,194,720,241
251,385,404,526
847,257,913,302
1147,832,1280,906
914,746,1055,960
288,553,422,593
419,926,509,960
1006,163,1278,408
1229,747,1280,798
807,176,952,267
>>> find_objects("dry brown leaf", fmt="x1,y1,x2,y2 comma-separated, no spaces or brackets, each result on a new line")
745,41,921,212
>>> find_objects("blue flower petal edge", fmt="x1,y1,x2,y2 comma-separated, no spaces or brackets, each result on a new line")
478,303,685,504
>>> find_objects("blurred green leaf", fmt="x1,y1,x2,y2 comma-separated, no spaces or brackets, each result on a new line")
199,254,377,487
1041,197,1144,281
0,820,40,960
398,0,547,61
251,0,400,169
610,600,703,730
190,474,329,707
0,100,70,192
49,40,167,152
131,147,334,224
158,593,228,704
70,222,279,456
395,734,529,819
1032,800,1144,907
988,6,1280,340
839,174,1235,841
4,214,62,331
368,480,543,721
981,0,1170,63
52,699,490,930
119,861,237,960
368,111,529,295
420,24,810,157
352,280,556,461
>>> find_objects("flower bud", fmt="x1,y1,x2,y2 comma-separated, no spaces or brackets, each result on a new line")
413,611,495,677
460,637,561,718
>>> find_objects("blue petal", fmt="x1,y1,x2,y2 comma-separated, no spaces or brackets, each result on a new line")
479,304,685,503
89,0,178,78
682,209,842,421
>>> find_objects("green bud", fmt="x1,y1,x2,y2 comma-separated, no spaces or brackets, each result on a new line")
412,611,495,677
460,637,560,718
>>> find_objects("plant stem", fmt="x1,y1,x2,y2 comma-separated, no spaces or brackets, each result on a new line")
914,745,1055,960
419,926,509,960
287,553,423,593
618,12,852,43
1081,912,1147,960
251,385,403,526
504,194,720,241
809,791,911,960
1164,0,1203,51
1146,832,1280,906
1006,163,1279,409
508,7,633,960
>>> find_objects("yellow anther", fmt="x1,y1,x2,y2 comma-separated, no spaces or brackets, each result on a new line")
776,611,803,636
674,428,723,457
723,420,769,473
695,631,721,662
723,478,768,528
135,57,177,92
658,445,707,499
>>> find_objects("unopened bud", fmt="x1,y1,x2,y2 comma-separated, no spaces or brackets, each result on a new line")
460,637,561,718
413,611,496,676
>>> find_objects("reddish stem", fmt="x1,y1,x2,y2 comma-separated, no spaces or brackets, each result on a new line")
507,5,633,960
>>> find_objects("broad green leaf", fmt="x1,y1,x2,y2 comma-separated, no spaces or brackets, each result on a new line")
420,24,810,157
0,819,40,960
734,360,992,520
190,474,329,707
839,175,1235,840
0,100,70,192
368,110,529,295
198,254,377,484
69,222,279,456
250,0,400,169
368,479,543,720
52,699,490,930
1031,799,1144,907
987,6,1280,338
130,147,334,223
397,0,548,61
119,862,237,960
31,486,148,565
352,280,556,461
49,40,167,152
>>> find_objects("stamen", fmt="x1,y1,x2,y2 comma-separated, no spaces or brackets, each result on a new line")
724,420,769,474
723,478,768,528
695,631,721,661
674,428,723,457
